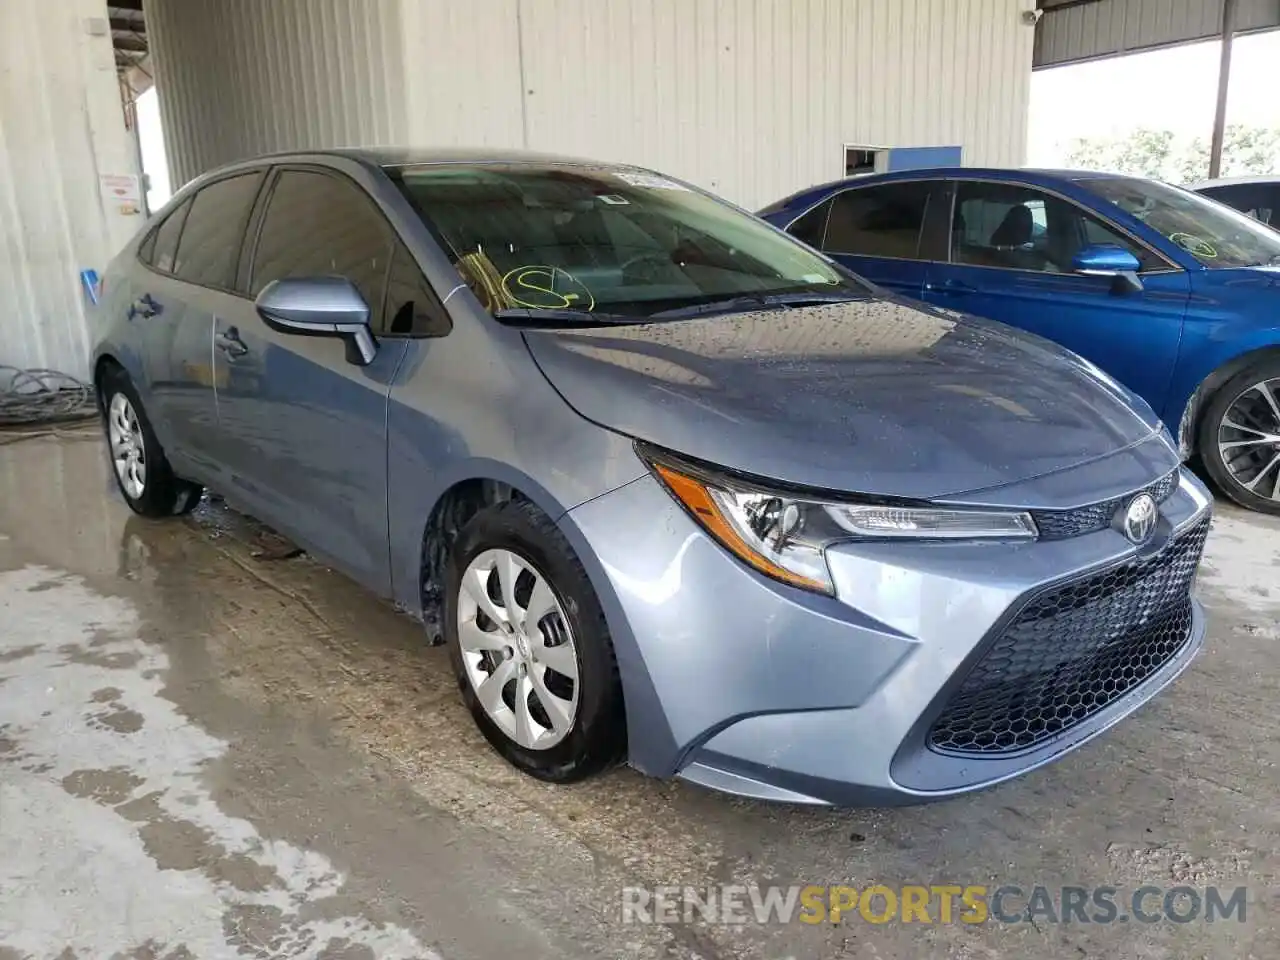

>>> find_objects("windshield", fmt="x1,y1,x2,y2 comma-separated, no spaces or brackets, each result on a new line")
391,163,858,319
1081,176,1280,269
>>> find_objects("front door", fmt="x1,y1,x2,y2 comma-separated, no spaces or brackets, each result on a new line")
213,166,403,593
920,179,1191,413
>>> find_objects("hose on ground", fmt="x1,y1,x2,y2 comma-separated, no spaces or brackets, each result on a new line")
0,365,98,427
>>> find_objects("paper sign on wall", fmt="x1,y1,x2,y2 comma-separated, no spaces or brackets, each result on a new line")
100,173,143,215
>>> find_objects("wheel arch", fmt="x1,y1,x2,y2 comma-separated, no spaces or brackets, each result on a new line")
1178,343,1280,459
92,353,125,412
410,460,638,647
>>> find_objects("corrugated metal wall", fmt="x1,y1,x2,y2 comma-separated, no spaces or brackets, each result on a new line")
513,0,1034,207
148,0,1035,209
147,0,406,190
0,0,141,377
1035,0,1280,68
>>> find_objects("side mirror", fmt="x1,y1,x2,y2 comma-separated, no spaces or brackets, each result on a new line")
254,276,378,365
1071,244,1143,294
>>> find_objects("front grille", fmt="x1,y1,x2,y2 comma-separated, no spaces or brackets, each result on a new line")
1032,470,1180,541
928,516,1209,757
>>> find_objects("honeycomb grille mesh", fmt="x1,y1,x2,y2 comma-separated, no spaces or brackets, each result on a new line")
1032,470,1180,541
928,516,1209,757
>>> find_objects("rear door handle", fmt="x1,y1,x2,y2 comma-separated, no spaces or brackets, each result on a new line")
128,293,161,319
215,327,248,359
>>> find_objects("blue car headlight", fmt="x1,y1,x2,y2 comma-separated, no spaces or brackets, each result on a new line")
640,446,1039,596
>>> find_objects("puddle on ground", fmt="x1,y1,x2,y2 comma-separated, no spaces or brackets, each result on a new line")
0,564,434,959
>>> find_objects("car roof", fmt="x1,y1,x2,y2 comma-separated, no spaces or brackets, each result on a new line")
761,166,1141,215
213,146,627,172
816,166,1135,189
1191,175,1280,189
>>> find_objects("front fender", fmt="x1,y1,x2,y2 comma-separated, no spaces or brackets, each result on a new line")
1168,325,1280,455
386,439,647,616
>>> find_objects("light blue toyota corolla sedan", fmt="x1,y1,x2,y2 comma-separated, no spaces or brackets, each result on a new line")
92,149,1212,806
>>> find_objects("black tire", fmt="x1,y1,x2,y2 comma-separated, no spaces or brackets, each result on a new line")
444,499,626,782
98,365,203,518
1198,359,1280,515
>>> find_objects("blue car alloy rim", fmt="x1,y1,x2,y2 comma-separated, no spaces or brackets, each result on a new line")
1218,377,1280,501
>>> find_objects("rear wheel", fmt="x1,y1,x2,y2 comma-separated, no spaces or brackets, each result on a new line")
99,366,203,517
1199,360,1280,515
444,499,626,781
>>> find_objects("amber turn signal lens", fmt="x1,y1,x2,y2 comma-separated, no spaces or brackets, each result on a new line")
652,462,830,593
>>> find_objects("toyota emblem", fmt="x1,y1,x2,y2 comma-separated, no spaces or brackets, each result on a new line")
1122,494,1158,545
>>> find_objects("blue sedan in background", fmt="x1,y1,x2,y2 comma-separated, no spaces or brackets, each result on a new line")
761,169,1280,514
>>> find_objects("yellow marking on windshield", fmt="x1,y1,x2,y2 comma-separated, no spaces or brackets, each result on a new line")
501,265,596,311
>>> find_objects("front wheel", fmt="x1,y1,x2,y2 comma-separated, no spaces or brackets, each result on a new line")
444,499,626,782
99,366,203,517
1199,361,1280,515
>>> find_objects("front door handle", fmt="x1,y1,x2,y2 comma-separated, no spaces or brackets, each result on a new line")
128,293,161,320
924,279,976,296
215,328,248,359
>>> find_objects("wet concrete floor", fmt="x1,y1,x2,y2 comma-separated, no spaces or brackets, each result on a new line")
0,433,1277,959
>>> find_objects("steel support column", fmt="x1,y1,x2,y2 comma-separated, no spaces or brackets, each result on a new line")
1208,0,1238,179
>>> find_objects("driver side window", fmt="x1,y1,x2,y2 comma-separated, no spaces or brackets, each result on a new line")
952,181,1157,275
251,169,392,312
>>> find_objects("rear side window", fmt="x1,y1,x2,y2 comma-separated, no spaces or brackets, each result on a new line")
787,199,832,248
140,198,191,274
173,173,263,288
823,182,933,259
250,170,392,312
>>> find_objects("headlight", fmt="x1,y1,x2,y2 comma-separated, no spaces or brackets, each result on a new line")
642,447,1038,596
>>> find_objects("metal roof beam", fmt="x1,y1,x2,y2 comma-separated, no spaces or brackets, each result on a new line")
1035,0,1280,69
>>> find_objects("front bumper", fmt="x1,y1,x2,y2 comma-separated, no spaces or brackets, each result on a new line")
566,464,1213,807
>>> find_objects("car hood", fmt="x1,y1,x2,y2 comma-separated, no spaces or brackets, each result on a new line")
521,297,1166,500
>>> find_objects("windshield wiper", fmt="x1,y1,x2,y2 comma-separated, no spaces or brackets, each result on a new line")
492,308,642,326
648,290,865,320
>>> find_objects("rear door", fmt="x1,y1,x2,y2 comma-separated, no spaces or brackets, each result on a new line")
137,172,265,480
787,179,944,298
129,196,191,455
213,166,405,592
921,178,1191,413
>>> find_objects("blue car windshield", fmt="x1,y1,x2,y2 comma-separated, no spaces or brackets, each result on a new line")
1082,176,1280,269
391,163,858,318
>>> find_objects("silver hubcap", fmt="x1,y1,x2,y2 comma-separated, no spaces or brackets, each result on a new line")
1218,378,1280,502
107,393,147,500
457,549,579,750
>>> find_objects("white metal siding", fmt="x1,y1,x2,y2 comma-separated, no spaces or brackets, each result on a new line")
0,0,141,377
399,0,526,148
147,0,406,191
1036,0,1280,68
146,0,1034,209
517,0,1034,207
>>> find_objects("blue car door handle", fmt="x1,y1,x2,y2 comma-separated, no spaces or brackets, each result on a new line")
924,279,976,296
215,327,248,359
128,293,161,320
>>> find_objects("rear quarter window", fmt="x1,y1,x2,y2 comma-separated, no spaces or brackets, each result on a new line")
140,198,191,274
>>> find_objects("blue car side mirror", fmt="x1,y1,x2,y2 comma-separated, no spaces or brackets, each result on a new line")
255,276,378,365
1072,244,1144,294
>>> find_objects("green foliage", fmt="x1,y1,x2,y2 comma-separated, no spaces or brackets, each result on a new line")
1064,125,1280,183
